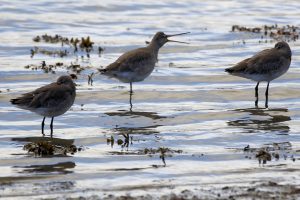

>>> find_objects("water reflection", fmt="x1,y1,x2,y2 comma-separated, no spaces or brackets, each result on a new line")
227,108,290,133
106,125,176,167
235,141,295,165
106,110,166,120
107,125,160,148
11,137,74,147
105,109,162,150
114,125,160,135
129,92,133,111
13,162,76,174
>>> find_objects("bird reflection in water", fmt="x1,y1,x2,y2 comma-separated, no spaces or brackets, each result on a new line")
106,125,182,167
227,108,291,134
107,133,132,149
105,108,164,148
105,107,168,166
129,91,133,111
13,162,76,174
106,109,166,120
12,137,74,146
107,125,159,149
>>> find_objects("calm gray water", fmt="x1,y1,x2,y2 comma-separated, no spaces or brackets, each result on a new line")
1,0,300,199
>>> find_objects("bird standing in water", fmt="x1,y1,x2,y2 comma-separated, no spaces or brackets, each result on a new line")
225,41,291,108
99,31,189,109
10,75,76,137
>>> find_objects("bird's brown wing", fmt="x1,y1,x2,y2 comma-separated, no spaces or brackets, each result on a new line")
226,48,283,74
30,84,74,108
10,83,56,107
11,83,73,109
104,47,156,73
246,49,284,74
225,58,251,73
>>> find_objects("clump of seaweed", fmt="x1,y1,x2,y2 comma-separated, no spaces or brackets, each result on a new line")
24,61,57,74
233,142,296,164
107,134,133,148
24,141,54,156
255,149,272,164
24,61,90,74
79,36,94,53
23,141,83,157
67,62,86,74
106,134,183,166
232,25,262,33
33,34,69,44
142,147,183,166
32,34,103,58
23,140,83,157
30,47,68,58
231,24,300,42
141,147,183,155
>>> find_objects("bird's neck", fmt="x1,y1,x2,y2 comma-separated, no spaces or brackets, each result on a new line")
147,42,161,60
69,83,76,92
281,48,292,59
287,49,292,59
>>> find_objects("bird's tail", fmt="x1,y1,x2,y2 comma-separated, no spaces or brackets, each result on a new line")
98,68,107,74
225,67,234,73
10,98,25,106
10,98,19,105
10,95,32,107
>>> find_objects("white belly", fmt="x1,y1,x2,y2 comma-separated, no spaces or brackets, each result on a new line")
31,98,75,117
113,66,155,83
236,66,290,82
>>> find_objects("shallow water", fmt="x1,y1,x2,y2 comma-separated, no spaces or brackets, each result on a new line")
1,0,300,199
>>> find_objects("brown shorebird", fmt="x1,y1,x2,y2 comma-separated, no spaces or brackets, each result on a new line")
10,75,76,137
99,32,190,95
225,41,291,108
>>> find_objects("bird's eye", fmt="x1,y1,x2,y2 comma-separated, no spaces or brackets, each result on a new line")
276,44,283,49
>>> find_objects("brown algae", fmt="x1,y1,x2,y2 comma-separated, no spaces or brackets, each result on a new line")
231,24,300,42
23,140,83,157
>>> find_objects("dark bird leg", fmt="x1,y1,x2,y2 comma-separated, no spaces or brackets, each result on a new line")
129,90,133,112
50,117,54,138
129,82,133,94
129,82,133,111
265,82,270,108
41,117,46,136
255,82,260,107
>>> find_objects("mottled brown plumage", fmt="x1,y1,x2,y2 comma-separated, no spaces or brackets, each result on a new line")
10,75,76,137
225,41,292,108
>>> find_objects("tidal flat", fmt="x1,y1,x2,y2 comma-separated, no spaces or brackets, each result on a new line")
0,0,300,199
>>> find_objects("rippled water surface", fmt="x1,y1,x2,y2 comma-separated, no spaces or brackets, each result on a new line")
1,0,300,199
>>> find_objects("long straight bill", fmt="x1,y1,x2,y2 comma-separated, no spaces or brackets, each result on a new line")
166,32,191,37
166,32,190,44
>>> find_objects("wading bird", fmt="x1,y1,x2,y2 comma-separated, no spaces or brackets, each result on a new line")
10,75,76,137
225,41,291,108
99,31,189,109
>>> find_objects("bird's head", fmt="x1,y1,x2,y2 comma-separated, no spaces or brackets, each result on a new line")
57,75,75,86
150,31,190,48
274,41,292,58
